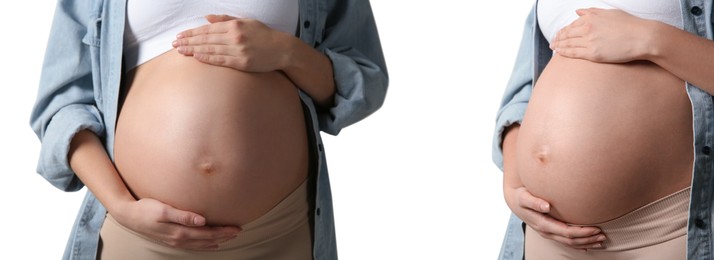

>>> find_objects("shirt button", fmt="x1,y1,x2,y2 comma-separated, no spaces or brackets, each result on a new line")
303,20,311,28
704,146,711,155
316,208,321,216
691,6,703,16
695,219,707,229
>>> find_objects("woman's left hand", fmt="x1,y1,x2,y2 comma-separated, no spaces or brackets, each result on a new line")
173,14,292,72
551,8,654,63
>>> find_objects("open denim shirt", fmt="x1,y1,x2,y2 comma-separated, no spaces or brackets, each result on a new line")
30,0,388,259
493,1,714,259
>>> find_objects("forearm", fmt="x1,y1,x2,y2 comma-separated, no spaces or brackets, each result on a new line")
282,36,336,108
68,130,135,214
646,22,714,93
502,124,524,205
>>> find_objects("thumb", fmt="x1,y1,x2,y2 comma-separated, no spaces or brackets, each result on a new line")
205,14,238,24
517,188,551,213
575,8,595,16
164,208,207,227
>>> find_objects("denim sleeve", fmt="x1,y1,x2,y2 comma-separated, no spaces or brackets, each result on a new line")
492,8,536,171
315,0,389,135
29,0,103,192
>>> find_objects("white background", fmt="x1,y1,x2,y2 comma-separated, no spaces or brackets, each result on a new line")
1,1,532,259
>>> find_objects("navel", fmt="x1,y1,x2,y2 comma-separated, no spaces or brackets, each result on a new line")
196,157,220,175
534,145,551,166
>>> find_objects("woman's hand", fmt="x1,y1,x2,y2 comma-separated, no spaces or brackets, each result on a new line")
550,8,655,63
111,198,242,250
173,14,336,107
503,186,606,250
172,15,292,72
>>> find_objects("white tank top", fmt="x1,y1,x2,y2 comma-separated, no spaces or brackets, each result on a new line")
537,0,683,44
123,0,299,70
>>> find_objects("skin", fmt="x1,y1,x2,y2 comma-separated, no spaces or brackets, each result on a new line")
505,7,714,250
68,15,336,250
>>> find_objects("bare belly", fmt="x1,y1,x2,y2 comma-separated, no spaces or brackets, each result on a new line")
516,55,693,225
114,50,309,226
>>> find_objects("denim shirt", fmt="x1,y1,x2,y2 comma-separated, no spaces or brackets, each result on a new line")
493,1,714,259
30,0,388,259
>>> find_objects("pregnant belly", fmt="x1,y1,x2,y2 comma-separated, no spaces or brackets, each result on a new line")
516,55,693,225
114,50,309,226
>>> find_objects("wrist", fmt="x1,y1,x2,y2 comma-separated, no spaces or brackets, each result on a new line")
278,33,302,72
641,20,671,62
106,197,139,222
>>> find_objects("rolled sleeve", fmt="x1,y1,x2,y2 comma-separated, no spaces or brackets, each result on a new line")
316,0,388,135
36,104,104,191
320,47,388,135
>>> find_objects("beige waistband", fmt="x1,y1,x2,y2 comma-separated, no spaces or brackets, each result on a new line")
583,187,690,251
99,180,312,260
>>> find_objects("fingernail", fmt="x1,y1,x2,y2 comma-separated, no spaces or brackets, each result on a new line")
596,235,606,242
541,203,550,212
591,229,601,235
176,33,184,39
592,243,602,248
177,46,186,54
193,216,205,226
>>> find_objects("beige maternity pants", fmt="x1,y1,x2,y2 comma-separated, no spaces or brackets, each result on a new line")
526,187,690,260
98,180,312,260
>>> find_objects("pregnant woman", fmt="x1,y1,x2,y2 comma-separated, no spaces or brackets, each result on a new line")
494,1,714,259
30,0,387,259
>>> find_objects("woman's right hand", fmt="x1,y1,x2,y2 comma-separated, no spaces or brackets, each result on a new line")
111,198,242,250
501,124,605,250
504,185,606,250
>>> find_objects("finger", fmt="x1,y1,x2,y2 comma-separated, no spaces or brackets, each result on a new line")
538,216,602,239
561,224,603,239
176,43,228,56
193,53,242,68
554,45,589,59
576,8,600,16
552,38,580,50
157,225,241,249
205,14,239,24
525,211,599,243
160,207,207,227
176,45,213,56
554,22,586,44
564,24,589,40
177,23,229,39
543,232,607,249
173,33,231,48
552,34,590,56
178,45,235,58
516,188,551,213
